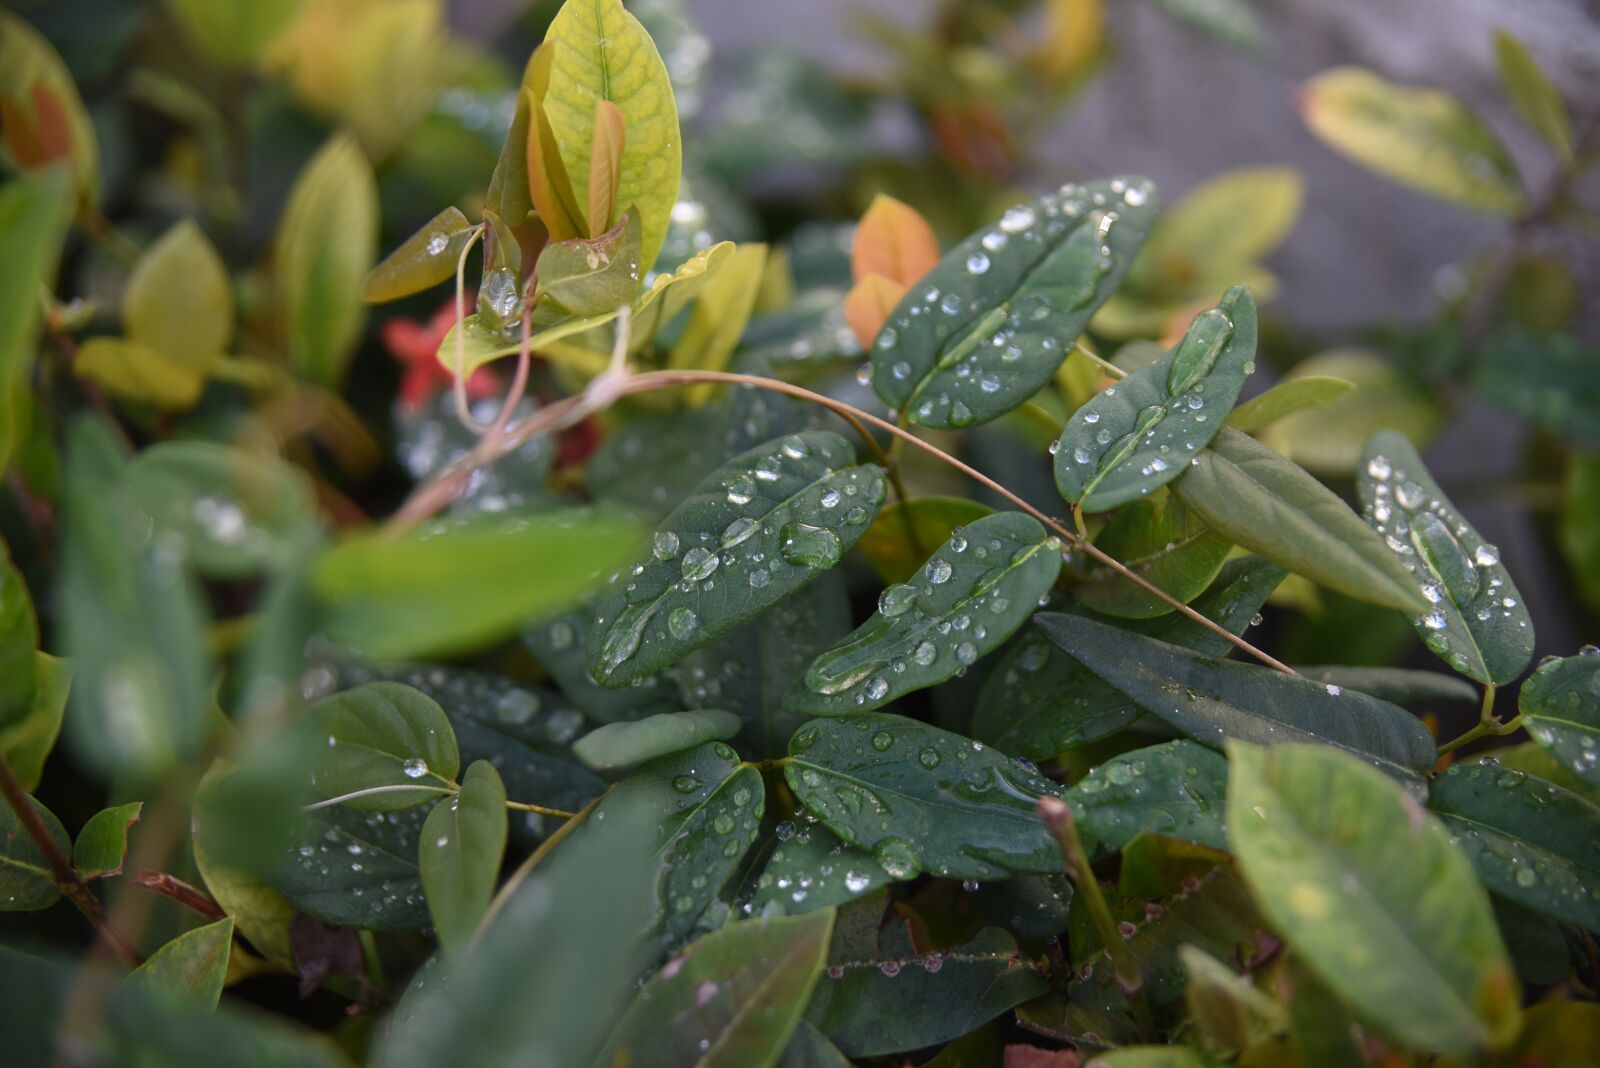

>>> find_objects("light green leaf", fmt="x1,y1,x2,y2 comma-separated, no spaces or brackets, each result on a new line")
1430,762,1600,934
307,682,460,810
128,918,234,1008
1226,742,1519,1057
0,652,69,791
162,0,299,66
1224,376,1352,433
752,813,892,916
535,207,643,316
0,170,67,473
72,801,142,879
788,511,1061,715
786,713,1063,881
124,218,232,374
0,541,38,733
599,911,835,1068
1300,67,1524,214
1358,430,1534,684
1493,31,1572,161
0,791,67,910
266,800,430,931
1259,349,1443,476
1293,665,1479,705
74,337,208,410
1133,166,1300,296
1055,286,1257,513
1067,740,1228,856
1175,426,1429,612
855,497,994,585
872,178,1158,429
1077,490,1232,618
573,709,740,771
543,0,682,278
421,760,507,957
318,507,643,659
361,206,477,304
589,431,885,686
1035,613,1437,784
1520,652,1600,789
274,133,378,387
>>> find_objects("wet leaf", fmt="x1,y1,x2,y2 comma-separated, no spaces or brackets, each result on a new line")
787,511,1061,715
307,682,461,810
1430,762,1600,933
573,709,740,771
1175,426,1429,612
1259,349,1443,477
1300,67,1523,214
1519,652,1600,789
600,911,835,1068
1035,613,1436,785
266,801,430,931
1055,286,1257,513
128,918,234,1008
786,713,1063,881
588,431,885,686
1226,742,1518,1057
1077,490,1231,619
0,652,69,791
1224,376,1352,433
753,814,892,916
1358,430,1534,683
1293,665,1478,705
361,206,476,304
421,760,507,957
0,791,67,910
854,497,994,586
525,606,681,725
535,207,643,316
1067,740,1228,856
872,178,1158,429
973,557,1284,758
72,801,142,879
1493,31,1572,161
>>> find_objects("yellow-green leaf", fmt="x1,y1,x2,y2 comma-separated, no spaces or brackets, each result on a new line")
1493,31,1572,162
1224,375,1352,433
668,242,768,403
0,12,101,206
535,207,642,317
543,0,682,278
124,219,233,374
1300,67,1524,214
1137,166,1303,292
0,170,69,473
274,134,378,388
163,0,300,67
75,337,207,410
361,206,477,304
128,917,234,1008
1258,349,1443,476
0,653,69,792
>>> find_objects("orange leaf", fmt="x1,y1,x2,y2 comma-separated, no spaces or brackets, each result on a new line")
0,83,73,170
521,47,586,244
587,100,626,238
852,194,938,288
843,273,905,351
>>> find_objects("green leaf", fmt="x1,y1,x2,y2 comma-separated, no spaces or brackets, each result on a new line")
535,207,643,316
421,760,507,957
0,652,69,791
72,801,142,879
318,507,643,659
124,218,232,375
1293,665,1479,705
804,894,1048,1057
589,431,885,686
307,682,460,810
273,133,378,387
1300,67,1524,214
0,541,39,732
1055,286,1258,513
871,178,1158,429
1224,376,1352,433
787,511,1061,715
0,14,101,204
130,441,315,578
267,800,430,931
1141,0,1265,50
1077,490,1231,618
855,497,994,585
60,417,214,778
162,0,300,66
1472,326,1600,445
1035,613,1437,785
777,1022,853,1068
752,813,892,916
74,336,208,410
600,911,835,1068
1131,166,1300,299
786,713,1062,880
1226,742,1519,1057
1562,455,1600,614
0,791,67,910
543,0,681,278
1181,943,1285,1055
1175,426,1429,612
1358,430,1534,684
0,170,67,473
1259,350,1443,477
128,918,234,1008
1430,762,1600,933
573,709,741,771
525,606,680,724
1068,740,1228,856
361,206,477,304
974,556,1284,758
1493,31,1572,161
1520,652,1600,789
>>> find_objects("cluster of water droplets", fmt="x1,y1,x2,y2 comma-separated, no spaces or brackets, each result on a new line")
396,390,552,514
1519,651,1600,778
1439,762,1595,908
286,805,431,925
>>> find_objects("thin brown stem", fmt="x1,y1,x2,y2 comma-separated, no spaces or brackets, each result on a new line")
131,870,226,921
504,799,577,819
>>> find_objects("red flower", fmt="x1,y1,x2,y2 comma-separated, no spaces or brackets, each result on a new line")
382,298,501,412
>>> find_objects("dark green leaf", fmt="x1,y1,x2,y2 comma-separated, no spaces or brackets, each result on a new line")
1493,896,1571,987
573,709,741,771
0,652,69,791
397,393,556,516
1181,943,1285,1054
1472,327,1600,446
974,556,1284,758
1562,456,1600,614
1226,742,1518,1057
266,801,429,931
1076,491,1231,618
535,207,643,316
1430,763,1600,933
72,801,142,879
589,431,885,686
599,911,834,1068
0,541,39,731
128,917,234,1008
1519,651,1600,789
1035,613,1437,785
1294,665,1479,705
361,206,477,304
525,606,681,724
786,713,1062,880
1358,430,1534,683
855,497,994,585
1068,740,1228,856
1175,427,1428,612
0,791,67,910
776,1021,853,1068
871,178,1158,429
307,683,460,810
752,813,892,917
787,511,1061,715
421,760,507,957
1055,286,1258,513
